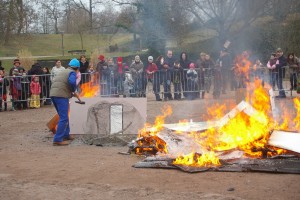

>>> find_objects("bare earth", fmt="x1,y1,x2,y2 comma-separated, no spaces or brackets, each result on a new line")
0,91,299,200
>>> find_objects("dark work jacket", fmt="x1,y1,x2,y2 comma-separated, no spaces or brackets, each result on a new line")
276,55,287,77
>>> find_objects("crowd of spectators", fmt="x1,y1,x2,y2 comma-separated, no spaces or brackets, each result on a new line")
0,47,299,111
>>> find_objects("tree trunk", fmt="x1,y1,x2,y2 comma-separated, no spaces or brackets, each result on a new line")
55,17,58,34
17,0,24,34
79,31,84,50
89,0,93,31
4,0,14,45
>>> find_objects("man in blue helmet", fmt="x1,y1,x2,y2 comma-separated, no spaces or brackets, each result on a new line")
50,58,80,146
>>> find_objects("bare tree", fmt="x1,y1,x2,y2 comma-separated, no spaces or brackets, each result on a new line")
37,0,64,34
71,0,105,31
184,0,270,48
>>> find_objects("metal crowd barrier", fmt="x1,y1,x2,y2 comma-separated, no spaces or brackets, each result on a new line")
0,66,298,111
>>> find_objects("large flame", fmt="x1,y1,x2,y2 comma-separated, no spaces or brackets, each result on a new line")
198,80,272,157
134,57,299,167
171,78,294,167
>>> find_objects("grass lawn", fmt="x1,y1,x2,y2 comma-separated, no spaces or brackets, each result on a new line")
0,33,134,70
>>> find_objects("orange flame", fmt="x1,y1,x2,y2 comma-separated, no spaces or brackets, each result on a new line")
173,152,221,167
138,104,173,138
79,82,99,97
136,105,173,154
172,79,279,165
293,98,300,130
233,52,252,84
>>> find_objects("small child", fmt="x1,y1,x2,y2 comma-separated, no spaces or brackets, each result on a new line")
76,71,81,92
186,63,198,100
29,76,41,108
123,66,134,97
88,66,96,85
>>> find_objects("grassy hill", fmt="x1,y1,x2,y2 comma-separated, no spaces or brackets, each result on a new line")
0,33,135,70
0,33,133,57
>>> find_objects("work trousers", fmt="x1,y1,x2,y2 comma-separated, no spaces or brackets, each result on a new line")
51,97,70,142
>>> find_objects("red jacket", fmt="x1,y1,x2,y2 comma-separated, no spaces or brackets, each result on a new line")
146,63,158,79
30,80,41,95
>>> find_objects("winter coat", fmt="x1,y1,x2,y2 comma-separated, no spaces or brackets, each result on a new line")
275,55,287,77
172,67,184,84
146,63,158,79
30,79,41,95
130,61,144,80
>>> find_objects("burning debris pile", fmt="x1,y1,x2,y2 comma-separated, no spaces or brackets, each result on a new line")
128,82,300,173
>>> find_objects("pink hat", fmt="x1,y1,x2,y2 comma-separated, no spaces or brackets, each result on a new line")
189,63,195,68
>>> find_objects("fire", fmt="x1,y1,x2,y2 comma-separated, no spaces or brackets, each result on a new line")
79,82,99,97
135,105,173,154
233,51,252,84
173,152,221,167
196,80,272,157
293,98,300,130
172,79,279,165
138,104,173,138
133,64,299,167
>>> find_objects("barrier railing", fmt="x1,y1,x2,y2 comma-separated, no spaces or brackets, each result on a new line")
0,66,298,111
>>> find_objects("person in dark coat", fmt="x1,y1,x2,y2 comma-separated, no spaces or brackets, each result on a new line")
172,61,184,100
275,48,287,98
161,62,172,101
179,52,191,98
0,66,9,111
79,55,90,84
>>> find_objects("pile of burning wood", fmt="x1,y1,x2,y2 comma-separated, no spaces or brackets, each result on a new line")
128,93,300,173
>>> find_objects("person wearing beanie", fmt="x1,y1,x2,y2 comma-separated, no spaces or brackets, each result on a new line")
116,57,125,95
186,62,198,100
96,54,109,95
98,54,105,61
130,55,145,97
9,59,21,76
8,59,23,110
123,65,134,97
146,56,161,101
50,58,80,146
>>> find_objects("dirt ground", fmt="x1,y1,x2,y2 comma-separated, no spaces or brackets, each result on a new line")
0,91,300,200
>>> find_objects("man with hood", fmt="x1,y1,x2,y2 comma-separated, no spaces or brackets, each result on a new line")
50,58,79,146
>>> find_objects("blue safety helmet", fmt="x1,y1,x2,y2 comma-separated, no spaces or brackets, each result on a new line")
68,58,80,68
